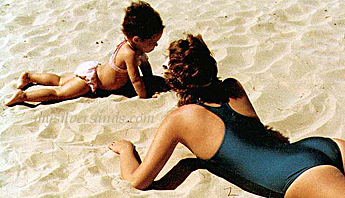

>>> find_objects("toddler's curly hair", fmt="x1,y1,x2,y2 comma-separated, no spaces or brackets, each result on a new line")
122,1,164,40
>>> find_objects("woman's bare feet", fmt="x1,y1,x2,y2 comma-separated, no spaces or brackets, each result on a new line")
6,90,26,106
17,72,31,89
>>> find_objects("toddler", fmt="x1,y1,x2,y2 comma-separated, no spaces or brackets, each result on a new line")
6,1,164,106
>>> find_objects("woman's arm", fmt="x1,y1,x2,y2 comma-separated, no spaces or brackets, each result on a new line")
109,111,181,189
223,78,289,143
223,78,259,119
139,58,153,77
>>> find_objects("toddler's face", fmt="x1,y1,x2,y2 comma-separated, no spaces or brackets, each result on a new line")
138,31,162,53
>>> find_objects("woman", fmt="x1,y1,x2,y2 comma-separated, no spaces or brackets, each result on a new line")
109,34,345,198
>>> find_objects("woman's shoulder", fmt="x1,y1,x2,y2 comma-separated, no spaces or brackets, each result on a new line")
165,104,209,124
154,104,206,137
175,104,207,114
159,104,213,137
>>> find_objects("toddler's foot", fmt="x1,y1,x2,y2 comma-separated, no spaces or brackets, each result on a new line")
6,90,25,106
108,141,120,154
17,72,31,89
108,140,134,155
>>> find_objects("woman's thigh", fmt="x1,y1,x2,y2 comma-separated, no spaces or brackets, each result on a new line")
284,165,345,198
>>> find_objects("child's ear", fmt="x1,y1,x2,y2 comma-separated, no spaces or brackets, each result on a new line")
132,36,140,43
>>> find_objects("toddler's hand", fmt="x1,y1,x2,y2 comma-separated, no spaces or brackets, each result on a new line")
152,92,160,98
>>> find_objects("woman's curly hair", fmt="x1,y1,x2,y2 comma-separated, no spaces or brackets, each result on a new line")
122,1,164,40
164,34,290,143
165,34,233,106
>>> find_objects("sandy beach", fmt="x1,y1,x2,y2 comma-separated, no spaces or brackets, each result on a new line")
1,0,345,197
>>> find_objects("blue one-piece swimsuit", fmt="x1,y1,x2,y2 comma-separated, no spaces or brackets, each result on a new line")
197,103,344,198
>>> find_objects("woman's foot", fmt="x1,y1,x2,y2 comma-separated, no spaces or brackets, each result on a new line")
6,90,26,106
17,72,31,89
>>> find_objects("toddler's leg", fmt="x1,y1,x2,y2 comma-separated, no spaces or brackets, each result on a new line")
6,77,90,106
17,72,74,89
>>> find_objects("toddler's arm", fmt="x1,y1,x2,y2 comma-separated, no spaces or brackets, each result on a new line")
126,56,147,98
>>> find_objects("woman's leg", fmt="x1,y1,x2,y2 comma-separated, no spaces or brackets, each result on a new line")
6,77,90,105
284,165,345,198
17,72,74,89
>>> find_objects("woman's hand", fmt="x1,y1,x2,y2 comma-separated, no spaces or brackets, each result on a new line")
108,140,134,155
107,110,180,189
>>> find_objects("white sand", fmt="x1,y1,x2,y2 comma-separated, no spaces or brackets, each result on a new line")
1,0,345,197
